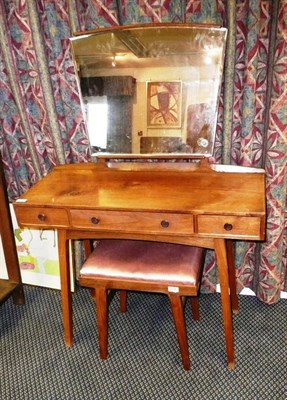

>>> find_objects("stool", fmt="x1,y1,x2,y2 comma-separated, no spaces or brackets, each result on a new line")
79,239,206,370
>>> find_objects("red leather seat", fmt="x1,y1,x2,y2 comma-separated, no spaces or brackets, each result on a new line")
79,239,206,370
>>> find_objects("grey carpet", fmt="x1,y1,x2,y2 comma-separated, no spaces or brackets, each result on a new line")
1,285,286,399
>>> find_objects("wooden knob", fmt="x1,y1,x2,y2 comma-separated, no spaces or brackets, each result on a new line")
161,220,169,228
91,217,100,225
38,213,46,222
224,223,233,231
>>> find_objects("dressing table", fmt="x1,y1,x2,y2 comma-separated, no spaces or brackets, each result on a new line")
13,24,266,368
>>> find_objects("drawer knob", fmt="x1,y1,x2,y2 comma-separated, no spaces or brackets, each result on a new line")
91,217,100,225
224,223,233,231
161,220,169,228
38,213,46,222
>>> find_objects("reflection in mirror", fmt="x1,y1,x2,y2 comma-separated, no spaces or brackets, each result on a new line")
70,24,227,156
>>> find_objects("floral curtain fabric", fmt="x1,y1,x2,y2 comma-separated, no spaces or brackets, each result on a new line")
0,0,91,199
0,0,286,303
222,1,287,303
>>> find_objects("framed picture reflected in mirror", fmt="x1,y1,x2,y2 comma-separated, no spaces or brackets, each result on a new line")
146,81,182,128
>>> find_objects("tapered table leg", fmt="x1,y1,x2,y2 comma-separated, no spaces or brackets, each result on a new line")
226,239,239,314
214,238,235,369
58,229,73,347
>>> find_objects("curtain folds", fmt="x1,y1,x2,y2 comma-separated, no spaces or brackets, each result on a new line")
0,0,91,200
0,0,286,303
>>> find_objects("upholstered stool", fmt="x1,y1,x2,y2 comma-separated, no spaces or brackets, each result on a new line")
79,239,206,370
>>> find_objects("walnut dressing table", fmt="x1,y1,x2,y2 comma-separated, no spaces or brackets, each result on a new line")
13,157,266,368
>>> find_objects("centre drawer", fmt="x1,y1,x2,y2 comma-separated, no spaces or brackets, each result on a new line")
70,209,194,235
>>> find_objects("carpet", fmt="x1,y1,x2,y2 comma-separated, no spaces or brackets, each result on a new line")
1,285,286,399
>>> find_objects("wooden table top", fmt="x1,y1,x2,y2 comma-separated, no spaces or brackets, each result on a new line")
15,161,265,217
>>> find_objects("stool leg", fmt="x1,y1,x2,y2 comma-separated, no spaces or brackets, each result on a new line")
190,297,200,321
95,287,108,360
169,295,190,371
119,290,127,313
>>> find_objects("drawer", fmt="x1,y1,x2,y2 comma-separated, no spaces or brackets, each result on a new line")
70,209,194,235
14,206,70,228
197,215,261,238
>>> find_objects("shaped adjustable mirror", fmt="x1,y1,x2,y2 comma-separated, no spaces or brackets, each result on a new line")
71,23,227,157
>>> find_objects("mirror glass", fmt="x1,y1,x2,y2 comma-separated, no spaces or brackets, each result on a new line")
70,24,227,156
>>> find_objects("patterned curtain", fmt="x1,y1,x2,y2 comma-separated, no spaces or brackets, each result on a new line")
0,0,286,303
0,0,91,200
221,1,287,303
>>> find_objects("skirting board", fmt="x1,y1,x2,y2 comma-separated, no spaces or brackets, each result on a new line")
216,284,287,299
